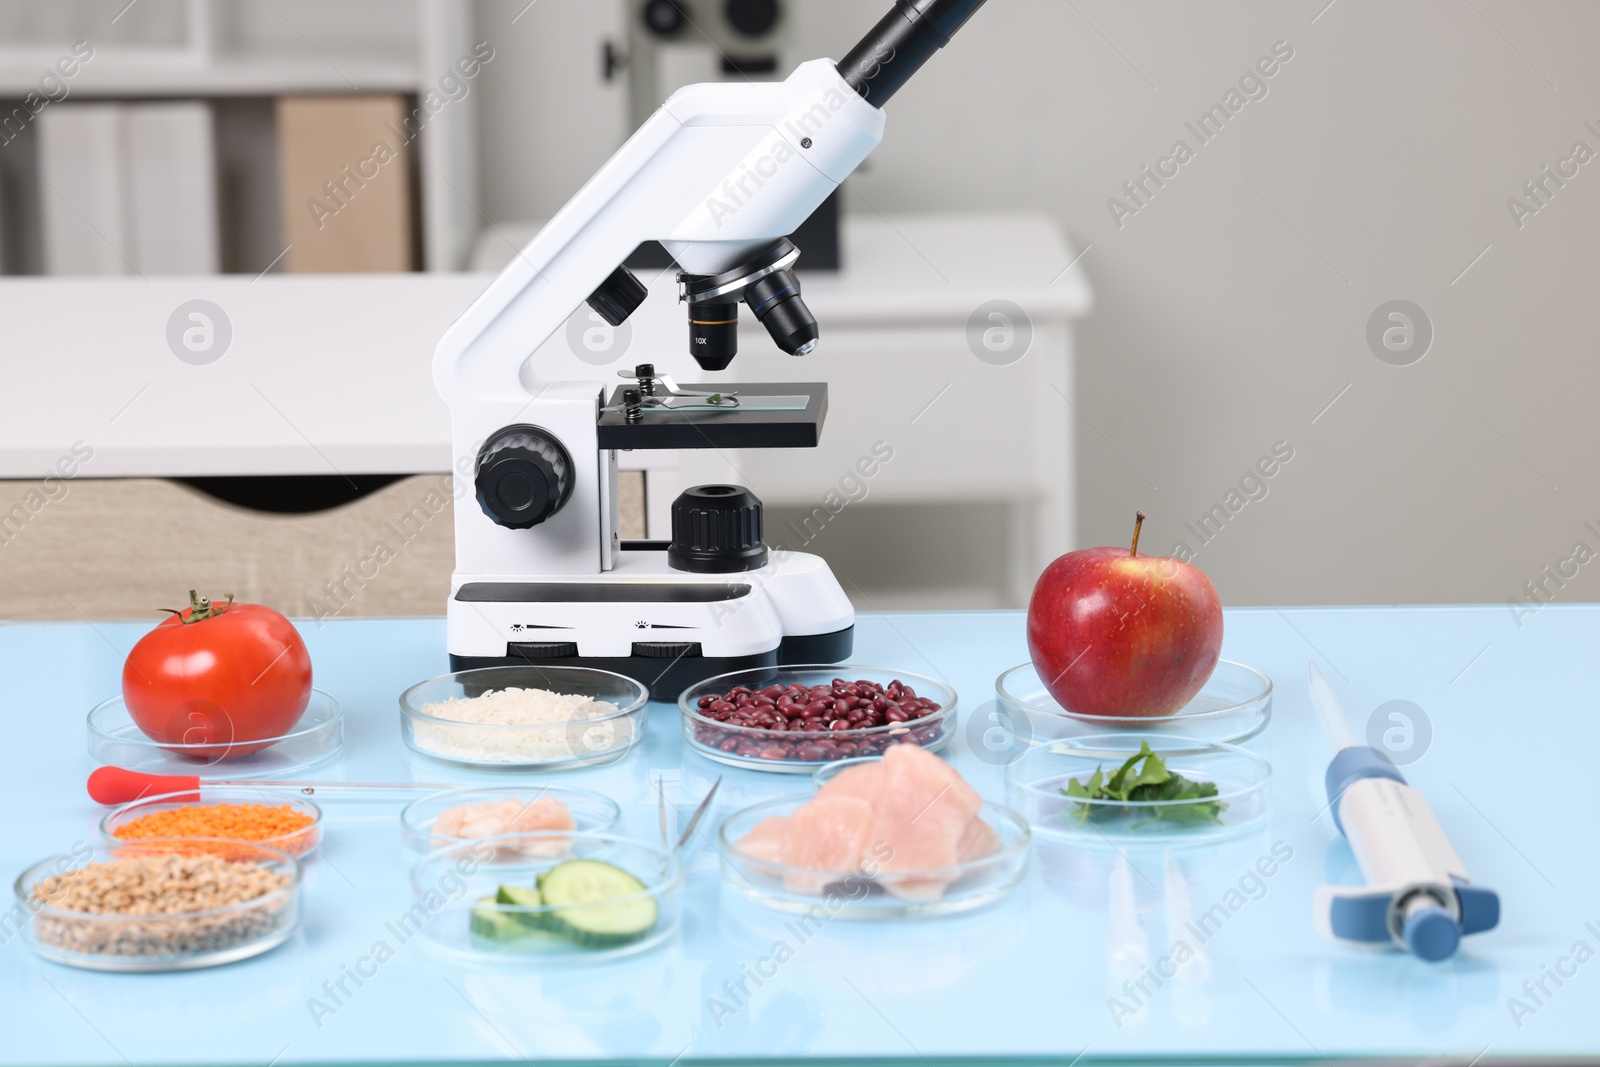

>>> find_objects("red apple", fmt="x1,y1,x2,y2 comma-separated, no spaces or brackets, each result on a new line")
1027,513,1222,718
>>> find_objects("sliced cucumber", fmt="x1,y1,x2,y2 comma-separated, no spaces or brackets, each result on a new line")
536,859,658,948
495,884,542,908
494,884,545,931
469,896,527,941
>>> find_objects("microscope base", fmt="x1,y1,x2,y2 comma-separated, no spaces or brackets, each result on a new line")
449,627,853,702
445,549,856,700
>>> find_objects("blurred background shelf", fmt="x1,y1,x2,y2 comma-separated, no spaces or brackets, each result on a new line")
0,54,421,96
0,0,479,275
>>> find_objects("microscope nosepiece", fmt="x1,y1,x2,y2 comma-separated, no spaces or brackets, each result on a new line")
679,238,818,361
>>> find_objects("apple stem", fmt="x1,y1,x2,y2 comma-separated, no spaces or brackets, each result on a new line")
1130,512,1145,557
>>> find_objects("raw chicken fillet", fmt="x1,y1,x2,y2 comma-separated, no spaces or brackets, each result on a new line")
734,744,998,901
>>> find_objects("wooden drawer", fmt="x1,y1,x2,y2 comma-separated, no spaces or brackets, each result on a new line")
0,475,455,622
0,470,649,620
0,473,647,622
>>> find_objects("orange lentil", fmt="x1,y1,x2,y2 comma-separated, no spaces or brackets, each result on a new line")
113,803,317,855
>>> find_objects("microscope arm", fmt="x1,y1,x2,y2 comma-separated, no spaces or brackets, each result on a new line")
432,0,990,405
433,62,884,404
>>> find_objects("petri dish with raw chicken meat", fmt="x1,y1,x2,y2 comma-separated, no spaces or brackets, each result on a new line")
717,744,1030,918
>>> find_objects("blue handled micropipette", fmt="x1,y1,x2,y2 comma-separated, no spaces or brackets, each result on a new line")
1308,662,1499,961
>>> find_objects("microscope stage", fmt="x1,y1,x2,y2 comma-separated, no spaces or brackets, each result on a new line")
597,382,828,449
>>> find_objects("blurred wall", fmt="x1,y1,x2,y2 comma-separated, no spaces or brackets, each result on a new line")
480,0,1600,612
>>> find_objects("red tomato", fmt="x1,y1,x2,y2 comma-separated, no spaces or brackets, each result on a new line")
122,591,312,760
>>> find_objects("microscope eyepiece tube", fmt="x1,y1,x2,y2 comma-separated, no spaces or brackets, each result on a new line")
838,0,990,107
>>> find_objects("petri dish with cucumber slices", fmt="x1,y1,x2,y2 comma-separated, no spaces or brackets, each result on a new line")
410,832,682,963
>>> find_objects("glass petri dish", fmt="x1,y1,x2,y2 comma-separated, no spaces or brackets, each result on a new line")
15,837,302,972
399,666,650,771
995,659,1272,750
718,789,1030,920
1004,732,1272,842
87,690,343,779
679,665,956,773
399,786,621,854
100,788,322,859
410,832,682,964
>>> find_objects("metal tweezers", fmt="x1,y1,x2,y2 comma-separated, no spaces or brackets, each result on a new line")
658,774,722,853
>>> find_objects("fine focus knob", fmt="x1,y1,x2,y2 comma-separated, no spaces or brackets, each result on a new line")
586,265,648,327
475,425,574,530
668,484,769,573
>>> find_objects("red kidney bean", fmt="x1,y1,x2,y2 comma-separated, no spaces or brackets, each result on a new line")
694,676,944,763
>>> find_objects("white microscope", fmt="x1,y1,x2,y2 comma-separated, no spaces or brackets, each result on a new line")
433,1,991,697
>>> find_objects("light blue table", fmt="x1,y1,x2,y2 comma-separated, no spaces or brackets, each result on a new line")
1,607,1594,1066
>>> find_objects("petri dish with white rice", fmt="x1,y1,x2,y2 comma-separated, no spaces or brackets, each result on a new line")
399,667,651,770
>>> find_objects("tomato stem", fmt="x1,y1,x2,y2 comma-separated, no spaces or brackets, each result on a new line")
1130,511,1145,558
177,589,235,624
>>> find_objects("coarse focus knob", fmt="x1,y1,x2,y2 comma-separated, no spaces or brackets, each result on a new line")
475,425,574,530
668,484,769,573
